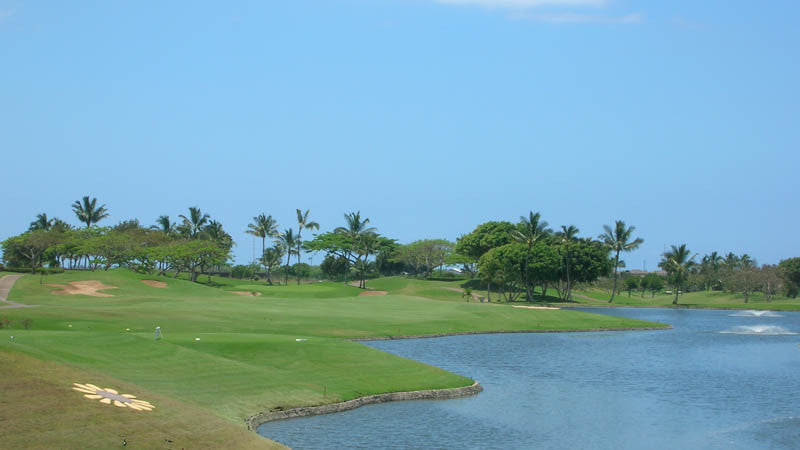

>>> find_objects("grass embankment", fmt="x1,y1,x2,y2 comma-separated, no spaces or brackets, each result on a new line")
0,270,661,448
571,289,800,310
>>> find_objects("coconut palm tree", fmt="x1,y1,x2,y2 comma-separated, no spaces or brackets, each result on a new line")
701,251,724,290
203,220,231,245
51,218,71,232
659,244,696,305
511,212,552,301
29,213,54,231
599,220,644,303
246,214,279,264
151,215,176,236
72,196,110,228
295,209,320,268
740,254,756,268
335,211,376,241
556,225,580,300
179,207,210,238
278,228,299,285
724,252,740,269
334,212,377,286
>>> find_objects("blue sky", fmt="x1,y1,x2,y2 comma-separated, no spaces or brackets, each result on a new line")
1,0,798,268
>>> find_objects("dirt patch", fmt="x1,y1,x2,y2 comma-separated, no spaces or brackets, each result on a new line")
141,280,168,289
47,281,118,298
358,290,388,297
512,305,561,310
441,287,485,302
231,291,262,297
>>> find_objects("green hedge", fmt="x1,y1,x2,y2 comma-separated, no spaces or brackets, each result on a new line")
2,267,65,275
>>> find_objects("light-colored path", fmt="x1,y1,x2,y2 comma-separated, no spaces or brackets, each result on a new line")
0,274,36,309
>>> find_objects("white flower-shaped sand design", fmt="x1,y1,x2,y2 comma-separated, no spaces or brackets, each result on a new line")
72,383,155,411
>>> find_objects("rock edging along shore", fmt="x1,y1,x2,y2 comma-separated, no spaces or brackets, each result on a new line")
246,381,483,430
349,326,672,341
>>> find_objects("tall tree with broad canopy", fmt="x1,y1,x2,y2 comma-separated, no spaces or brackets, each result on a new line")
511,212,552,301
72,196,110,228
599,220,644,303
554,238,612,301
659,244,696,305
455,221,516,262
778,257,800,298
394,239,454,278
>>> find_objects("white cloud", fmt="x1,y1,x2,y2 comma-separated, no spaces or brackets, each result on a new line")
435,0,606,9
518,11,645,24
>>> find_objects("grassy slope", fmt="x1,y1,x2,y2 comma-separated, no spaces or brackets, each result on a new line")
0,351,282,449
572,288,800,310
0,270,661,447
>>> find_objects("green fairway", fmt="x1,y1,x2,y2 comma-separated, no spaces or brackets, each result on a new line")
570,288,800,310
0,270,663,447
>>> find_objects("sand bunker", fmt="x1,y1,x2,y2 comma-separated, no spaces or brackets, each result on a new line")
512,305,560,310
141,280,168,288
47,281,118,298
231,291,262,297
359,290,388,297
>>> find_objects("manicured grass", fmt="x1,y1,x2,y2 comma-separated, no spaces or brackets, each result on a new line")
0,270,662,447
0,351,282,449
570,288,800,310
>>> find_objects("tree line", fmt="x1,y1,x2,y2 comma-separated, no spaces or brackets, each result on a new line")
3,197,800,301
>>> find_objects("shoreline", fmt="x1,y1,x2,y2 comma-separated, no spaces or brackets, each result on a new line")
557,302,800,312
349,325,672,341
247,381,483,431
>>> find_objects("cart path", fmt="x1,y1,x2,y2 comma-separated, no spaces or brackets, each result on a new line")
0,275,37,309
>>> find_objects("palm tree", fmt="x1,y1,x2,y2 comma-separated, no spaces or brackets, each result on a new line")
151,215,176,236
260,244,284,286
659,244,696,305
740,254,755,268
335,212,377,286
29,213,54,231
179,207,210,238
599,220,644,303
724,252,740,269
203,220,230,244
511,212,552,301
72,196,110,227
278,229,299,285
246,214,279,265
556,225,580,300
295,209,320,270
334,211,376,240
51,218,71,232
701,251,724,290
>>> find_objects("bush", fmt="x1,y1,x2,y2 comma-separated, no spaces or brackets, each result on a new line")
3,267,64,275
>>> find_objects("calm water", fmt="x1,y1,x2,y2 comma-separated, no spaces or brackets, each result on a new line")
258,308,800,449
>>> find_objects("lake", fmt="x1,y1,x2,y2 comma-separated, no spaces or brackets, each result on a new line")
257,307,800,449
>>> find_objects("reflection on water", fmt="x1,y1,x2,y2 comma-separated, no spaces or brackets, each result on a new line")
258,308,800,449
729,310,783,318
720,325,797,335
